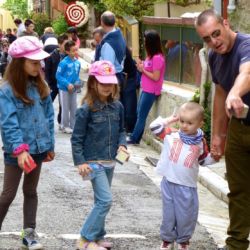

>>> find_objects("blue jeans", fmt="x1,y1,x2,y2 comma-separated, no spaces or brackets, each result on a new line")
121,77,137,133
130,91,157,143
81,167,114,241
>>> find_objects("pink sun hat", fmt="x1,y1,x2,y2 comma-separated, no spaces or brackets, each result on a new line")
89,60,118,84
8,36,50,60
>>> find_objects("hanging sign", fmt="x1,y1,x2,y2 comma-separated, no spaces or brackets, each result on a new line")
65,1,89,27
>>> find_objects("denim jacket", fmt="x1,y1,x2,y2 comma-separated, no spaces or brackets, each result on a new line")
0,81,55,155
71,100,126,166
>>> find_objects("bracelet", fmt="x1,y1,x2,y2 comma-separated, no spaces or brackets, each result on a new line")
13,144,29,156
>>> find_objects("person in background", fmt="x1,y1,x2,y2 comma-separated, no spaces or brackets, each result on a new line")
0,36,54,250
0,40,10,77
42,27,58,54
92,26,105,61
67,27,81,49
45,34,68,128
19,19,39,38
127,29,165,144
56,40,81,134
96,11,126,88
150,102,216,250
71,60,128,250
13,18,25,37
122,47,138,133
0,29,4,40
195,9,250,250
41,27,56,44
5,28,17,44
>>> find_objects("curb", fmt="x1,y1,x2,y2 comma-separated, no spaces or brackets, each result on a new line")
142,134,229,204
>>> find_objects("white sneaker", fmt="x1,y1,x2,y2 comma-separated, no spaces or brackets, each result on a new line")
21,228,43,250
62,127,73,134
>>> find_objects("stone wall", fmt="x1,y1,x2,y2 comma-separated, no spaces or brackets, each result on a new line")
229,0,250,33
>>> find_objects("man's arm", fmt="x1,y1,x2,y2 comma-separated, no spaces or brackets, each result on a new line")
211,84,229,160
226,61,250,117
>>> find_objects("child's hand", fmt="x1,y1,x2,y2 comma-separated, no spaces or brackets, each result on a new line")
68,84,74,93
78,163,92,177
17,151,33,171
117,146,130,161
163,115,179,126
43,151,55,162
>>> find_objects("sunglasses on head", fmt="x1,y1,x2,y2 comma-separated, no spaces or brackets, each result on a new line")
202,29,221,43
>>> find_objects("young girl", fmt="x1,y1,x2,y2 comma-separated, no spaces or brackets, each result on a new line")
127,29,165,144
71,60,128,250
0,36,55,249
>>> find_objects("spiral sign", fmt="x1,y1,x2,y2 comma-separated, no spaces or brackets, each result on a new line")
65,1,89,27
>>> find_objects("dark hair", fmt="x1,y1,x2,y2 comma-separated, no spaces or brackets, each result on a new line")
6,28,12,33
67,27,77,34
144,30,163,58
58,34,68,45
195,8,223,27
64,40,76,52
24,19,34,27
93,27,105,37
14,18,22,25
4,58,49,104
82,75,119,108
101,11,116,27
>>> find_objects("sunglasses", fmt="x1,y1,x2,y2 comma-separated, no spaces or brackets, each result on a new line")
202,29,221,43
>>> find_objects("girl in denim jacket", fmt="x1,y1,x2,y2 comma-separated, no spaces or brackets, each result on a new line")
0,36,54,250
71,60,128,250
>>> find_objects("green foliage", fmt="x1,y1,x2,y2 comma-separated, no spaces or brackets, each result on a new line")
52,15,69,35
2,0,28,19
102,0,155,20
30,12,51,36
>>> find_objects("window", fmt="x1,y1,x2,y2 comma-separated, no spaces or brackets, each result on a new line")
142,17,203,86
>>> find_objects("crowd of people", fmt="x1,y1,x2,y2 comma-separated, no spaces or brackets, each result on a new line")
0,7,249,250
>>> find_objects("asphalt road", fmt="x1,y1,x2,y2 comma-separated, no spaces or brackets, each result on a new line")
0,129,218,250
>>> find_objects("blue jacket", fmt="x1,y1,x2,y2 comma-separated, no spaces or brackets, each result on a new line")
71,100,127,166
0,82,54,155
95,28,126,73
56,55,81,91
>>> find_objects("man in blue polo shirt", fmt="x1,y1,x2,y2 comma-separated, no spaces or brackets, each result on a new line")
196,9,250,250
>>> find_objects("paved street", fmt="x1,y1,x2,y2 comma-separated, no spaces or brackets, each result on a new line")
0,110,219,249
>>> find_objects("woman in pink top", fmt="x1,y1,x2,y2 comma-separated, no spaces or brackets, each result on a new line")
127,30,165,144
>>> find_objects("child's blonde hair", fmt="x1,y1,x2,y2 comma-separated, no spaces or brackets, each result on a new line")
179,102,205,121
81,75,119,109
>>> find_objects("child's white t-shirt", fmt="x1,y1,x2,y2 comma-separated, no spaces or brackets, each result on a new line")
156,131,204,188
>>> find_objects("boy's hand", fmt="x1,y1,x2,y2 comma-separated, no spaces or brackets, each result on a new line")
68,84,74,93
78,163,92,177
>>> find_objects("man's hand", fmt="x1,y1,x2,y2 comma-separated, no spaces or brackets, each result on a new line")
225,93,245,118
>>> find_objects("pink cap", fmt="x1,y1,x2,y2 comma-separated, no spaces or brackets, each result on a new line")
89,61,118,84
8,36,50,60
